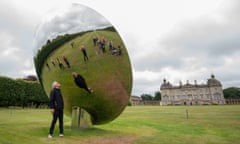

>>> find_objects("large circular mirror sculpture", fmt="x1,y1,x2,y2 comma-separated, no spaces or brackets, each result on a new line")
34,4,132,125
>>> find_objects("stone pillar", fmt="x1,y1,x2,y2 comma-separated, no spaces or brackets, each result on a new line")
72,106,92,129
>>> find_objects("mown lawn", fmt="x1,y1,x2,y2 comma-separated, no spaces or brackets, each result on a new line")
0,105,239,144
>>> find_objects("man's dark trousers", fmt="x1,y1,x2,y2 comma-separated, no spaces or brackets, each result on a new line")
49,109,63,135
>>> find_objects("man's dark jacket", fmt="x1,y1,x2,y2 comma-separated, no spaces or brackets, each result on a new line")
74,74,87,88
49,88,64,110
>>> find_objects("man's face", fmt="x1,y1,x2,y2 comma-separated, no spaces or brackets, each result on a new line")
55,82,61,89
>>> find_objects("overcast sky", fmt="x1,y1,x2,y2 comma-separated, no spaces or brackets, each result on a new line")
0,0,240,96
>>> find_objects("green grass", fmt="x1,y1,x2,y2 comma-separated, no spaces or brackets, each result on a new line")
0,105,239,144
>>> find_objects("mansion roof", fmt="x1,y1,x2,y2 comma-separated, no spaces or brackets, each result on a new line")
160,74,222,90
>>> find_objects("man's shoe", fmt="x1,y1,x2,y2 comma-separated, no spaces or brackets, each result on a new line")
88,88,93,93
48,134,52,138
59,134,64,137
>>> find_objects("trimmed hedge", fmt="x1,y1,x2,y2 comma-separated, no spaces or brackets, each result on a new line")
0,76,48,108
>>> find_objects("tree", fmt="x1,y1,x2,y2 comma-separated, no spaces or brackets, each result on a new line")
153,91,161,100
47,39,51,44
14,79,25,107
30,81,49,108
21,80,48,108
23,75,37,81
0,76,18,106
141,94,153,100
0,76,10,106
223,87,240,99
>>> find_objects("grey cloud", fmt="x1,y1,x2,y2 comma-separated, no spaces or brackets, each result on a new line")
152,2,240,70
207,34,240,56
0,1,40,78
133,78,161,96
132,0,240,95
224,0,240,25
162,21,240,58
132,52,184,71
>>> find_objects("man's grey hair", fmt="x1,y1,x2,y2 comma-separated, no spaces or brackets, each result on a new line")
52,81,58,89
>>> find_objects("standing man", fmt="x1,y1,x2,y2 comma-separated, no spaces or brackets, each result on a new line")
48,81,64,138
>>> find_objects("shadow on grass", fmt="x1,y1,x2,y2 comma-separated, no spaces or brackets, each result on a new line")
66,126,122,137
34,125,123,138
30,126,136,144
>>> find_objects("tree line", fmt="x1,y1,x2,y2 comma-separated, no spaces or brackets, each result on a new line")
223,87,240,99
0,76,48,108
140,91,161,101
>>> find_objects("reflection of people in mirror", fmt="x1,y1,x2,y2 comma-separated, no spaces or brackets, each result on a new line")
112,45,122,56
57,57,65,70
51,59,56,67
117,45,122,55
100,36,106,53
93,36,98,47
46,62,50,71
70,42,74,48
63,56,71,68
80,45,89,63
72,72,93,94
108,40,113,50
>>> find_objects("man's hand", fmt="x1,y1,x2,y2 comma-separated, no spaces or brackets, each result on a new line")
50,109,55,114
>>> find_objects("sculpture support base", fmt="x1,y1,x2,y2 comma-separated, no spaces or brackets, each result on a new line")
72,106,92,129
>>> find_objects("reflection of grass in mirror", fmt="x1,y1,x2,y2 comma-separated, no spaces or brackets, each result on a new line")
41,30,132,124
0,106,240,144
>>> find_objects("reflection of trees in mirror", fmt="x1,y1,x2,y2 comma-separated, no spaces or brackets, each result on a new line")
34,26,117,84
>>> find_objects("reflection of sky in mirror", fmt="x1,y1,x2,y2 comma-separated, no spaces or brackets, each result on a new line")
34,3,111,51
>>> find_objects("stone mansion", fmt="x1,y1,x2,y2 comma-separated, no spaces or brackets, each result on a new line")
160,74,225,105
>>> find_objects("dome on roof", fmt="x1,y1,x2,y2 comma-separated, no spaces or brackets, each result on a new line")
160,79,172,90
207,74,222,87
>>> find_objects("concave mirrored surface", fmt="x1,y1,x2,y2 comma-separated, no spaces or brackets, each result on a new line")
34,4,132,124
